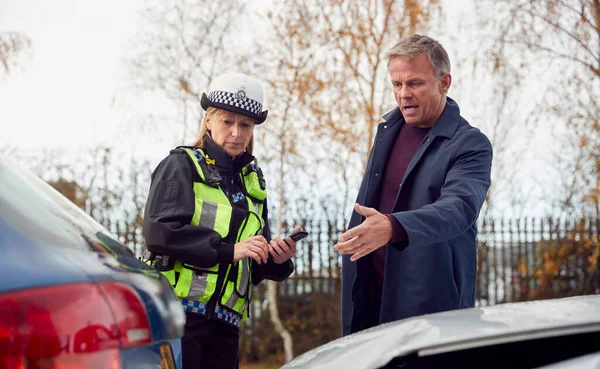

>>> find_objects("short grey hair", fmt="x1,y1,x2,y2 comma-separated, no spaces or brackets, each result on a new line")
385,34,451,79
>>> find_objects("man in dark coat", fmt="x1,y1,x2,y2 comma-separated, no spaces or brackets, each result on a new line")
335,34,493,335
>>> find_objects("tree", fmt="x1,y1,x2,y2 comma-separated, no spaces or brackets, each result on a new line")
447,26,543,217
288,0,443,173
474,0,600,307
123,0,248,142
254,0,444,230
476,0,600,218
243,0,444,362
0,30,31,77
245,2,321,360
529,217,600,300
27,147,151,257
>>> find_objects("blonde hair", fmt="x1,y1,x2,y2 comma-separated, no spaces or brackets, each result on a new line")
190,107,255,155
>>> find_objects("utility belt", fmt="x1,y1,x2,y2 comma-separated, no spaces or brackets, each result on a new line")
147,253,252,328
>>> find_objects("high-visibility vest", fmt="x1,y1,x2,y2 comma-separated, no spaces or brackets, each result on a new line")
157,147,267,324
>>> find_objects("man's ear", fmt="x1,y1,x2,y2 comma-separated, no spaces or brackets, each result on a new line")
440,73,452,94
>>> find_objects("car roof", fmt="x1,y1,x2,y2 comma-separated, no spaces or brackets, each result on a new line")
284,295,600,369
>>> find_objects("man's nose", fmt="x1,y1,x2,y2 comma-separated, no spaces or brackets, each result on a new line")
399,87,412,99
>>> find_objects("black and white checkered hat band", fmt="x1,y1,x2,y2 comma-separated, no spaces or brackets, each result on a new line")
208,91,263,116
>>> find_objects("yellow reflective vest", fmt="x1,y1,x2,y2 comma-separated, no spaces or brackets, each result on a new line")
155,147,267,326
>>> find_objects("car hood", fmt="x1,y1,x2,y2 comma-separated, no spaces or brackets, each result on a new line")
282,295,600,369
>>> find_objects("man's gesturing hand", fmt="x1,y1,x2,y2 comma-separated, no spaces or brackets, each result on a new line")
234,235,269,264
333,203,393,262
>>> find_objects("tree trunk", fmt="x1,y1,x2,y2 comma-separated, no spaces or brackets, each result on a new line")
266,133,294,362
267,280,294,362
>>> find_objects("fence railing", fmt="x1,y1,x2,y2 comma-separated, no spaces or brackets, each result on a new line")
240,217,600,363
476,217,600,305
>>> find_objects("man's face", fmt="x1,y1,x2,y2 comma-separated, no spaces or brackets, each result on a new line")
206,109,255,157
389,52,451,128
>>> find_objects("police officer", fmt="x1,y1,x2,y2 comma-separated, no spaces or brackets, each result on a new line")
143,72,300,369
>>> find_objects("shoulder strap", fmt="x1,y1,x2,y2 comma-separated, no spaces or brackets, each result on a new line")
182,147,222,187
242,162,267,202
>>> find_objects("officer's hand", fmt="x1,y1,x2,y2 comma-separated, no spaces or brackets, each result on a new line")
269,226,300,264
334,203,392,261
234,236,269,264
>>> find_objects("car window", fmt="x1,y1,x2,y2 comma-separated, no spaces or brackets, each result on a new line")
383,331,600,369
0,155,133,257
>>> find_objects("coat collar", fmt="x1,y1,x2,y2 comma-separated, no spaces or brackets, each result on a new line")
381,96,461,139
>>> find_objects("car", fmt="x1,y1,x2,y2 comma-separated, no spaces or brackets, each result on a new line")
281,294,600,369
0,154,185,368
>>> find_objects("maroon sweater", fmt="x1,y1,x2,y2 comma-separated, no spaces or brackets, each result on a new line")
371,123,430,301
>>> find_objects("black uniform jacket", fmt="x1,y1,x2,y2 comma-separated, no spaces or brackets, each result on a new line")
143,135,293,284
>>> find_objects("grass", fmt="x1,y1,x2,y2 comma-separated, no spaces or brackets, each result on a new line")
239,363,281,369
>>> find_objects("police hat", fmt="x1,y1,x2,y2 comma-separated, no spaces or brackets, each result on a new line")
200,72,268,124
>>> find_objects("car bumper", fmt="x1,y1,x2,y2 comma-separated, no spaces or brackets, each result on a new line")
121,339,182,369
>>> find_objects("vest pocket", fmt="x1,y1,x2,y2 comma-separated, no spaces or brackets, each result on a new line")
221,259,251,314
175,265,218,302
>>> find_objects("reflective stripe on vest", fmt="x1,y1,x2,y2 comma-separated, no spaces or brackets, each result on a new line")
166,147,266,322
174,260,218,303
184,149,233,238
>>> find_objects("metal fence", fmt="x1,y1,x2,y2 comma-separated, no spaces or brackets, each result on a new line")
476,217,600,305
240,216,600,362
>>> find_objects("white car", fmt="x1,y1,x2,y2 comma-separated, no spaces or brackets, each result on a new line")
282,295,600,369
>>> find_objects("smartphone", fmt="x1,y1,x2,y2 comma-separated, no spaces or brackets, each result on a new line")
288,230,308,242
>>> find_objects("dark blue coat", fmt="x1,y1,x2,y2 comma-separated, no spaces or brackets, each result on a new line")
341,97,493,335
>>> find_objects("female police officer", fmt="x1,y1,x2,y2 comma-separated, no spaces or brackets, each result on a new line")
143,72,300,369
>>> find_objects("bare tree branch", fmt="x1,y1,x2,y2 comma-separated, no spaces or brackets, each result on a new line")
0,31,31,76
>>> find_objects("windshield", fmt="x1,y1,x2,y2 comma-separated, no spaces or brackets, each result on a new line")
0,155,132,257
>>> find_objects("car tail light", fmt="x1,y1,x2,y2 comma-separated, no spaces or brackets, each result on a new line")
0,282,152,369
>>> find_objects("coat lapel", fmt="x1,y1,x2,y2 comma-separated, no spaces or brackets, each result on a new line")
365,109,403,204
400,97,461,184
402,134,432,184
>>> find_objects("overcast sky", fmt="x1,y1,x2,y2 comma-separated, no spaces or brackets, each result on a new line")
0,0,558,217
0,0,288,164
0,0,149,152
0,0,468,148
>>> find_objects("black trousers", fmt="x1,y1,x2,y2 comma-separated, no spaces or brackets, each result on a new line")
182,312,240,369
